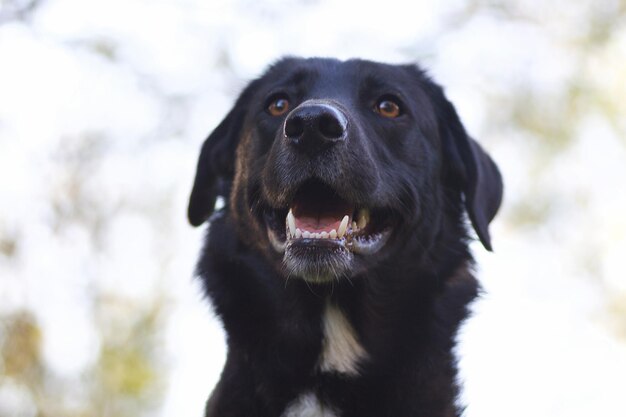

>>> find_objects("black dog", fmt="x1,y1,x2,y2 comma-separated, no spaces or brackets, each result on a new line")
188,57,503,417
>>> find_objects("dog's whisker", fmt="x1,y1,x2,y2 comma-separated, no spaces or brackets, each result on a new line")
343,274,354,288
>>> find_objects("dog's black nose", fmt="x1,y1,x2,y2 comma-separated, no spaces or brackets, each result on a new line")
284,101,348,155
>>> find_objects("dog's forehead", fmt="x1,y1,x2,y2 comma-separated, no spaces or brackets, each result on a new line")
261,58,420,96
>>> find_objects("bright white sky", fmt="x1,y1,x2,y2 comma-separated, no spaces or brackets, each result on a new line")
1,0,625,416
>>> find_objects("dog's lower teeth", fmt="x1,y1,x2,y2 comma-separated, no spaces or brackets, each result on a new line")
351,230,391,255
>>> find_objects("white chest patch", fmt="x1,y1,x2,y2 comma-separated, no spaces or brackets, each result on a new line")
319,302,368,376
281,392,339,417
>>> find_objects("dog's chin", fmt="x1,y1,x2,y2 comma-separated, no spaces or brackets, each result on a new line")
283,239,353,283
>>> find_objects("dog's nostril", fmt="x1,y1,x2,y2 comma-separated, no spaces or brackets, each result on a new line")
284,102,348,155
284,116,305,139
318,113,345,139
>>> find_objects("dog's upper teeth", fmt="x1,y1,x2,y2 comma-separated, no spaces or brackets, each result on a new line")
356,208,369,230
337,215,349,238
287,209,296,237
295,228,302,238
302,230,311,239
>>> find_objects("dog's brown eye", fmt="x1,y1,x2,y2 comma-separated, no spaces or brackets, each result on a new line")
267,97,290,116
375,98,401,118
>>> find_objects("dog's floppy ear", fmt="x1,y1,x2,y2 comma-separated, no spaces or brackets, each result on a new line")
423,79,503,251
188,82,258,226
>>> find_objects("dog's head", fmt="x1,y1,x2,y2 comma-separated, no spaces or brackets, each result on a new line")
189,58,502,283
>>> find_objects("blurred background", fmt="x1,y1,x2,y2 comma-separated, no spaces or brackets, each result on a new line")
1,0,625,416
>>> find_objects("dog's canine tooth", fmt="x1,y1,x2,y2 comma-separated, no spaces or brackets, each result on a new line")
287,209,297,237
295,228,302,238
357,208,369,229
338,215,349,238
329,229,337,239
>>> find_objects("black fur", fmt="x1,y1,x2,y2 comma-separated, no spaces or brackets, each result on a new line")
188,57,503,417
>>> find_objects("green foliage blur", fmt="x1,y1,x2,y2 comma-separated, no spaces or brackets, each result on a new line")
1,302,164,417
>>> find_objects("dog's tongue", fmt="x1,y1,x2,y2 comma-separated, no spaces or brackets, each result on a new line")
292,189,353,234
293,213,343,234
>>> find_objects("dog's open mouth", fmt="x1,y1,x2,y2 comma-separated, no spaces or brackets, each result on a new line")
265,180,392,257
